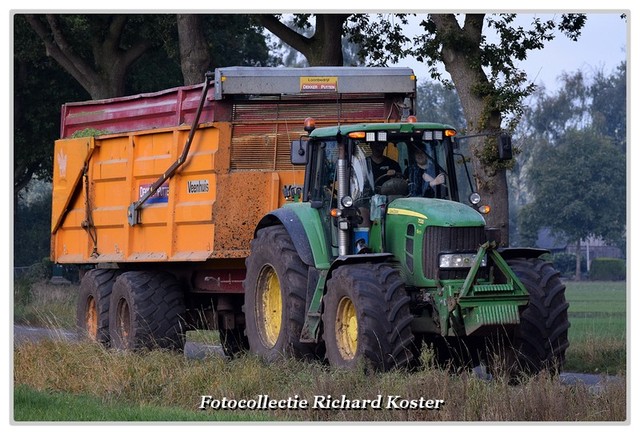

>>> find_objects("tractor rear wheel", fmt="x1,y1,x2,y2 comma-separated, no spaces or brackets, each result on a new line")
489,257,570,378
76,268,119,345
243,226,315,361
322,263,414,371
109,271,186,351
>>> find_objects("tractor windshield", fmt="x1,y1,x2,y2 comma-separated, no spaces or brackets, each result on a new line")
305,132,478,233
349,138,455,203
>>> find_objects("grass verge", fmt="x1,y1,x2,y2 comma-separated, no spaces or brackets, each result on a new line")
13,384,256,422
14,339,626,422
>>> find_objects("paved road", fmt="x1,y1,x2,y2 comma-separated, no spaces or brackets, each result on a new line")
14,324,78,346
13,324,624,390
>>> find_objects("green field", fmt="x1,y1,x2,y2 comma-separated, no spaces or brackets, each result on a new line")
563,281,626,374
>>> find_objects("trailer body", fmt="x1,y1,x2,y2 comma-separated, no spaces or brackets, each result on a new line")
52,67,416,270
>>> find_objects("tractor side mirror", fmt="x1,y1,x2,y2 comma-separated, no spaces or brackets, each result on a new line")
498,133,513,160
291,139,308,165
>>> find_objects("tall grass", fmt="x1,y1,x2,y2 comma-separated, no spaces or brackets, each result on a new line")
13,279,76,330
13,278,627,421
14,339,626,422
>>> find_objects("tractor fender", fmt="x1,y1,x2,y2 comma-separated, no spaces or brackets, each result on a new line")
497,247,550,261
255,208,317,267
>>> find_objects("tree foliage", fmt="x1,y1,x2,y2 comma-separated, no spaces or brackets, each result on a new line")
512,63,626,253
14,15,88,196
416,81,465,128
590,62,627,150
24,14,158,99
521,127,625,246
13,181,53,267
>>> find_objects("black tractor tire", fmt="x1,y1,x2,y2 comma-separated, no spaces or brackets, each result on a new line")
322,263,415,371
76,268,119,345
243,225,315,361
109,271,186,351
492,257,570,378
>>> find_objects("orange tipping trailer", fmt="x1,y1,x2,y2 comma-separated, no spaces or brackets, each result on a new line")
53,67,416,352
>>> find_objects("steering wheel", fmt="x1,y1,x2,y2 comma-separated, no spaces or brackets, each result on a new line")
374,172,397,187
376,174,409,196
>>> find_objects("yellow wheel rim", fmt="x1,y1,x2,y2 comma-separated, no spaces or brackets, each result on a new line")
85,296,98,340
258,266,282,348
335,296,358,360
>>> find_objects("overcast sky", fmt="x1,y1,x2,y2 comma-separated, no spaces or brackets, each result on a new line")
393,12,627,94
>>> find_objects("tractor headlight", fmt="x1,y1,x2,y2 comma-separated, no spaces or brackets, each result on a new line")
341,196,354,208
469,192,481,205
439,253,487,269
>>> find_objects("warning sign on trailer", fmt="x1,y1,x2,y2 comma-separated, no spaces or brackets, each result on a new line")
300,76,338,93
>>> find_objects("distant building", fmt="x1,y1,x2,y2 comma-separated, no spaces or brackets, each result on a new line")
535,228,624,269
565,235,624,263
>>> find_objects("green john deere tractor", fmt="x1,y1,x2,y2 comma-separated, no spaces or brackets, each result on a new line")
243,119,570,377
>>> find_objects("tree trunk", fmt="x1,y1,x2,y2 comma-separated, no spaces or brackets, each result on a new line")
258,14,348,66
177,14,211,85
306,15,347,66
575,239,582,281
430,14,510,246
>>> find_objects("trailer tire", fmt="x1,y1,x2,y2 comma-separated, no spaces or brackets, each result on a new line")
322,263,414,371
76,268,119,345
109,271,186,351
491,258,570,378
243,226,315,361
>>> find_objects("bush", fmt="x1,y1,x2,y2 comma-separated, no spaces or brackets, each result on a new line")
589,258,626,281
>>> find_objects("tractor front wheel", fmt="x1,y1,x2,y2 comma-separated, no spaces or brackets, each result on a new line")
488,257,570,379
322,263,414,371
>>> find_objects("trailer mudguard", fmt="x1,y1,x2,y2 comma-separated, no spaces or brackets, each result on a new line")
255,203,331,269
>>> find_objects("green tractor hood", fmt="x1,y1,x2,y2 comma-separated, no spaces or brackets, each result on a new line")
386,197,486,228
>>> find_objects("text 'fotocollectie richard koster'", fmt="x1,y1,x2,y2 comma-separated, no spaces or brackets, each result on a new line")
198,394,445,411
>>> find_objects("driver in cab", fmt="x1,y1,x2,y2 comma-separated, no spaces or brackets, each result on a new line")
369,141,401,189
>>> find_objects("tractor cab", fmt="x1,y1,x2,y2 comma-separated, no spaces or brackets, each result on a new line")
292,119,487,257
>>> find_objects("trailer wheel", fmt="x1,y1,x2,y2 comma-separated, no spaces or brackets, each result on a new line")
322,263,414,371
490,258,570,378
76,268,119,345
109,271,186,351
244,226,314,361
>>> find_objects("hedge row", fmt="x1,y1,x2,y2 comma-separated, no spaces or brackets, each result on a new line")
589,257,626,281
